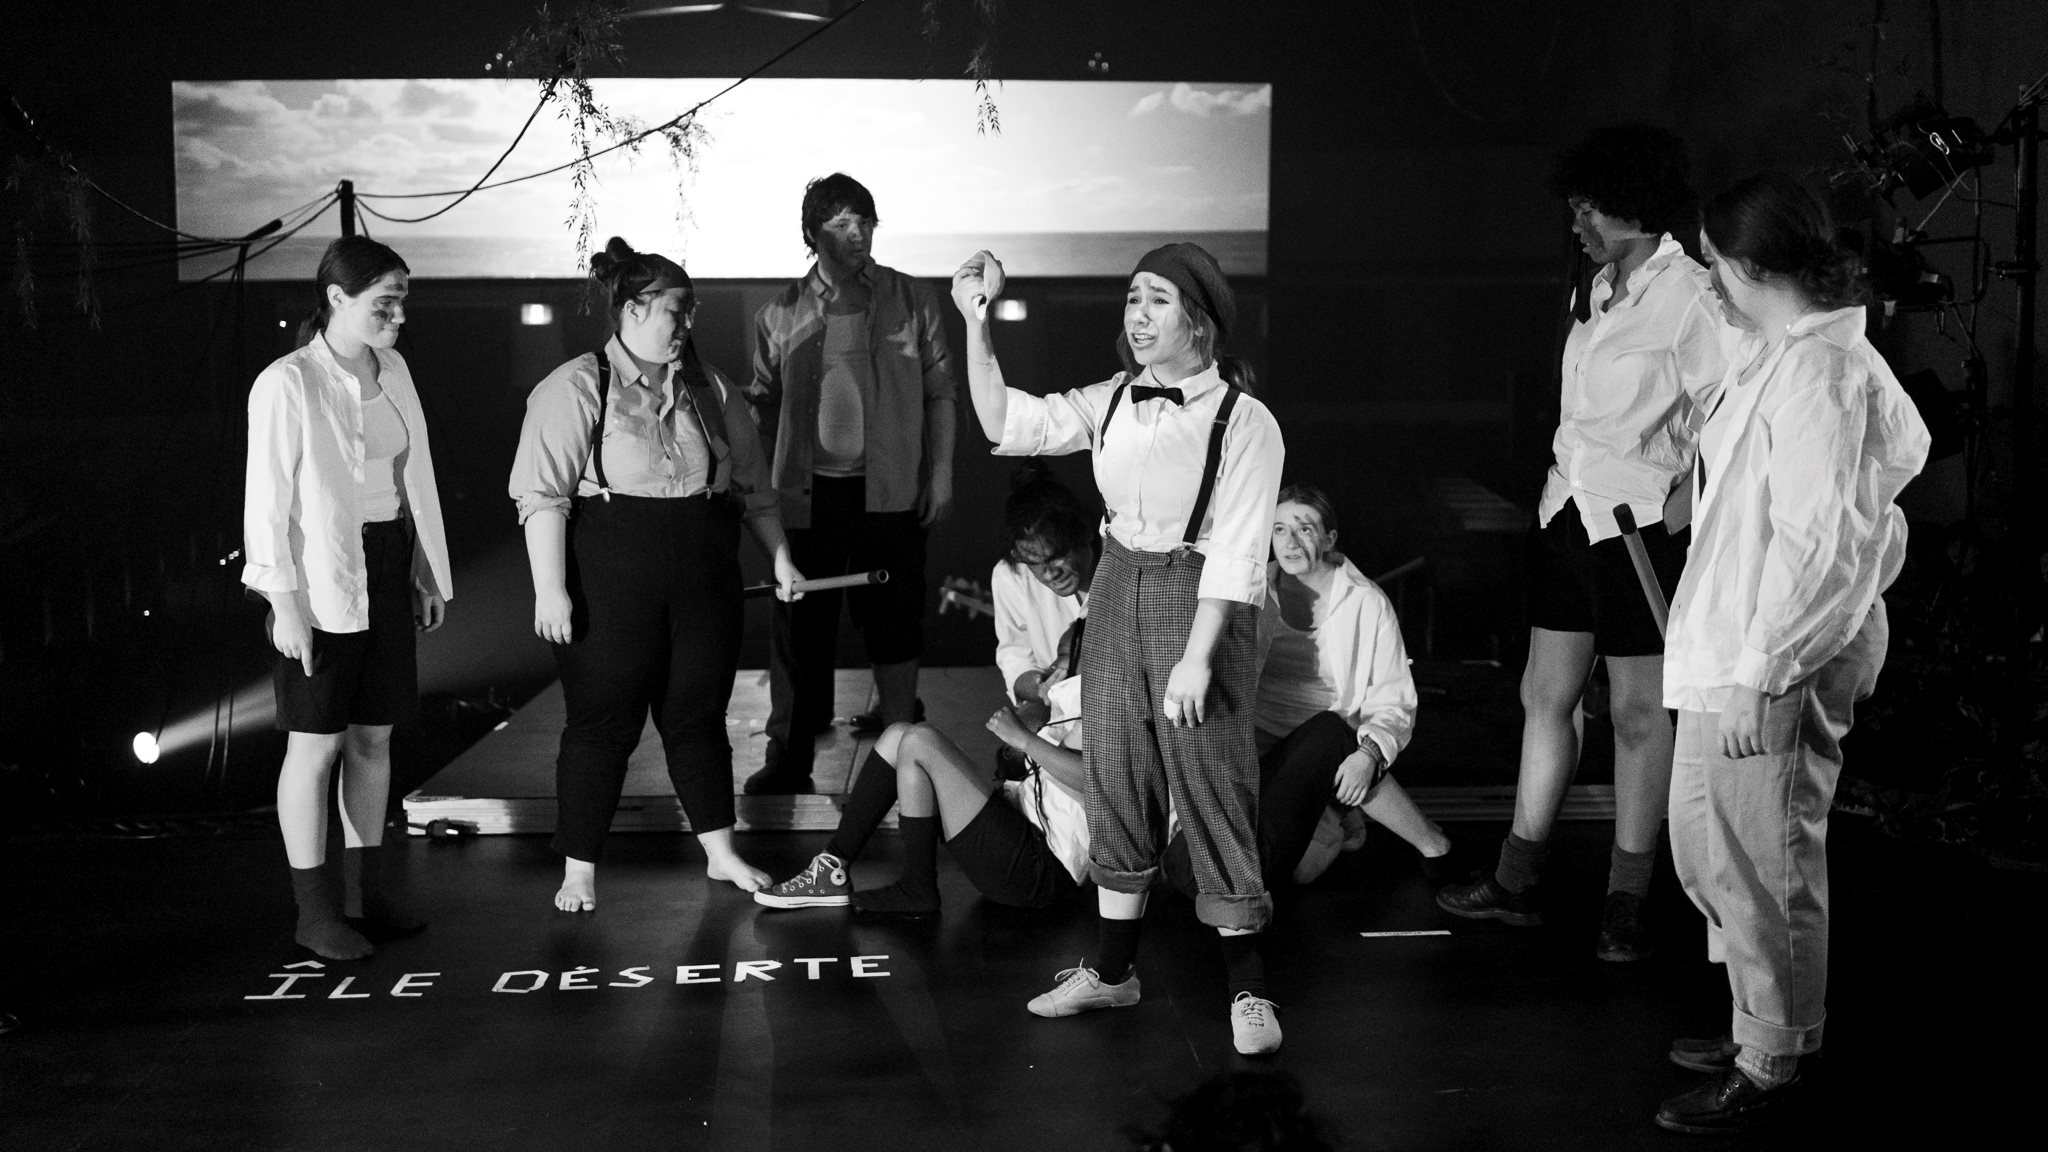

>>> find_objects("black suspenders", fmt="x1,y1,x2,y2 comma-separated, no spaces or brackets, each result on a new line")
585,351,732,504
589,355,614,500
1095,376,1241,548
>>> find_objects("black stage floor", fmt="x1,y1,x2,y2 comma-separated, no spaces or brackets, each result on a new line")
3,816,2038,1149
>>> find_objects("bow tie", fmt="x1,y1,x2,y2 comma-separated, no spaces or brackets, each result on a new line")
1130,384,1184,406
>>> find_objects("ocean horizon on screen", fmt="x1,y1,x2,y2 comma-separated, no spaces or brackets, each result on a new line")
173,78,1271,280
177,230,1268,282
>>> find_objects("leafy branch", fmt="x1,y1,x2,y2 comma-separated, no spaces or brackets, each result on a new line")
6,153,98,329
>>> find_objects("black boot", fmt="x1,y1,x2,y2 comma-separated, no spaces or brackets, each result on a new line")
289,863,372,960
343,845,426,939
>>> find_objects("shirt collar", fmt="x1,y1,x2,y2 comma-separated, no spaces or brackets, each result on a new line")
1788,304,1867,344
310,333,385,392
1592,233,1685,304
1140,363,1225,402
603,334,657,390
805,260,879,302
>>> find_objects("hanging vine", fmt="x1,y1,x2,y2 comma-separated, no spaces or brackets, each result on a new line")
924,0,1005,134
6,152,98,329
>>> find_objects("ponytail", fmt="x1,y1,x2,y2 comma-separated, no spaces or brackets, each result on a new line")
297,236,408,348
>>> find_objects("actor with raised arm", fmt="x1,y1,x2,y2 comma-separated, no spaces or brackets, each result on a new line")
953,242,1287,1056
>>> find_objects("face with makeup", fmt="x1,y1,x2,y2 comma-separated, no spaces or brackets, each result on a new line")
1123,271,1206,376
1569,197,1649,266
1271,500,1337,577
1012,533,1095,600
327,270,408,350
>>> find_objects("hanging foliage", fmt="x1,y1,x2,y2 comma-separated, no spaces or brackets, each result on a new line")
924,0,1005,135
6,152,99,329
501,1,709,266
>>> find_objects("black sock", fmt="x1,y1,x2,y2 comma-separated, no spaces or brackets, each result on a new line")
825,750,899,863
1096,917,1142,985
1220,932,1267,1000
895,815,939,897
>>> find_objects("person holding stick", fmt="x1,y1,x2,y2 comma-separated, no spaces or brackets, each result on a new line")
1437,125,1729,961
1653,173,1927,1134
953,242,1287,1056
511,236,801,912
243,236,451,960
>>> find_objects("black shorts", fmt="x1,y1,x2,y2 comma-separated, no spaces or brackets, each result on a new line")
946,793,1080,909
272,519,418,734
1526,497,1686,658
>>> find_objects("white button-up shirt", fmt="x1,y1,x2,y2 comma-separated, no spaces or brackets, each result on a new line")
1540,235,1732,541
1254,557,1418,766
1664,306,1930,710
242,339,453,633
995,365,1284,605
991,559,1087,703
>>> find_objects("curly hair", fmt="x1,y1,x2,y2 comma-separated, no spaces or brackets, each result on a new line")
1703,172,1867,309
1548,123,1697,237
1002,460,1094,565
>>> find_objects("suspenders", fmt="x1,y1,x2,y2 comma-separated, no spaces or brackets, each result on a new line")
585,351,732,504
1095,376,1242,548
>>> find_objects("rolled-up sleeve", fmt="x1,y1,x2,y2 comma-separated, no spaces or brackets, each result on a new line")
1736,354,1867,694
242,363,303,594
1346,587,1418,766
510,356,598,524
992,561,1041,700
995,380,1114,458
715,368,780,522
1194,402,1285,604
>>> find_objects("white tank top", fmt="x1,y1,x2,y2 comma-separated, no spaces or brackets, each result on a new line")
813,309,869,477
359,391,407,522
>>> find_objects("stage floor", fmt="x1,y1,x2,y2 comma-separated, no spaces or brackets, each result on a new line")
1,818,2035,1148
403,666,1617,835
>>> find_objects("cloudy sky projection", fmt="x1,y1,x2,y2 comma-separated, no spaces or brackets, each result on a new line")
173,78,1270,281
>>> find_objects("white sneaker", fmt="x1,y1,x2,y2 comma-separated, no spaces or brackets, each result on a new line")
1026,963,1141,1018
1230,992,1282,1055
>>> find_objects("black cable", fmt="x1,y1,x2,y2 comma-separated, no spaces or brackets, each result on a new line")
353,94,548,224
355,0,874,203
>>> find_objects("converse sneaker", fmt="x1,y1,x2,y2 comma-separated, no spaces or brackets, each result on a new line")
1230,992,1283,1056
1026,964,1141,1017
752,852,850,908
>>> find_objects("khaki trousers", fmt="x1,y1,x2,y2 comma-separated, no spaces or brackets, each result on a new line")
1669,605,1886,1057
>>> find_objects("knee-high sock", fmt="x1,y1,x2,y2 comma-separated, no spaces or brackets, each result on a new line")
1096,917,1142,985
825,749,898,863
1220,932,1267,999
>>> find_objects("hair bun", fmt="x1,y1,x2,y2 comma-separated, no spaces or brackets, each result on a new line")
589,236,638,282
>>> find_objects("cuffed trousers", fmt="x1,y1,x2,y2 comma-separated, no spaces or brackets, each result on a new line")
1083,539,1269,931
1669,604,1887,1058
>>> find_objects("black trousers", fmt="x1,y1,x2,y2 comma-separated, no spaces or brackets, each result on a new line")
1163,711,1360,897
764,475,927,773
551,493,742,862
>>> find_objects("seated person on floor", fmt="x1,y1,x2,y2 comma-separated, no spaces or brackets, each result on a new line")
754,620,1089,916
992,460,1095,730
1165,482,1459,892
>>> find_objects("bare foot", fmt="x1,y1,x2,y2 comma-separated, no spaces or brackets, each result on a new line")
556,859,597,912
706,857,770,892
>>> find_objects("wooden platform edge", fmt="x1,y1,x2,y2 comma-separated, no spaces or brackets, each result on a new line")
402,785,1615,835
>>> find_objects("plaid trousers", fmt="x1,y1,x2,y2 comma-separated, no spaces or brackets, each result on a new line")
1082,538,1270,931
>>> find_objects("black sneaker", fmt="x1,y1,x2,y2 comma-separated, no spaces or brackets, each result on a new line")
1435,874,1543,926
1595,890,1652,961
1655,1066,1810,1134
1668,1034,1741,1073
743,763,815,795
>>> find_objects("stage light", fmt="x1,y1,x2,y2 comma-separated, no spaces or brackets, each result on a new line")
132,732,160,764
520,304,554,326
993,299,1028,322
1846,98,1996,200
